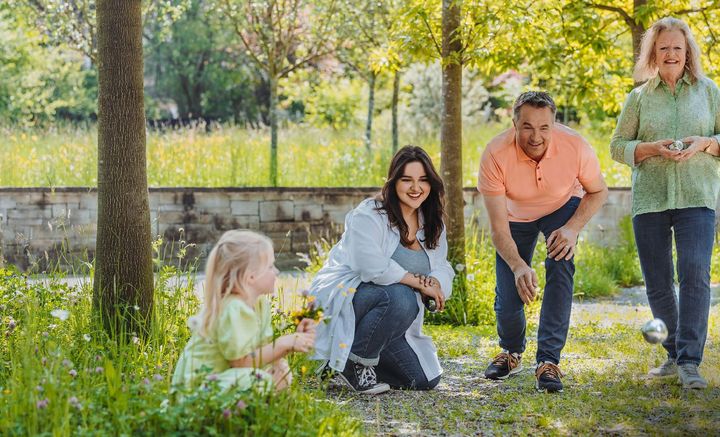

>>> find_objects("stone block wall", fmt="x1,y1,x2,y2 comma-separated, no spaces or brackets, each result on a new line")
0,187,635,271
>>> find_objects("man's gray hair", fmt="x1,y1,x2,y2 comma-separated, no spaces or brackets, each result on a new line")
512,91,557,121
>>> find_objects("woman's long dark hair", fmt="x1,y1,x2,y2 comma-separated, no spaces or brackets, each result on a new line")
376,145,445,249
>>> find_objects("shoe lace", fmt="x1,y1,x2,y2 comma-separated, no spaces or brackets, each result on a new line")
681,364,700,378
536,362,563,380
356,364,378,387
491,352,519,369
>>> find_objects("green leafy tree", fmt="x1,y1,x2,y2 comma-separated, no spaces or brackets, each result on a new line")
217,0,343,186
145,0,264,122
0,6,95,124
511,0,720,122
337,0,404,152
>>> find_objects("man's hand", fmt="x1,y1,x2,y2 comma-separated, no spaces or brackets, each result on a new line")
513,264,538,304
546,226,579,261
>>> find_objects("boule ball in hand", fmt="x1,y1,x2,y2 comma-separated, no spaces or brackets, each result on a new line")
667,140,684,151
641,318,668,344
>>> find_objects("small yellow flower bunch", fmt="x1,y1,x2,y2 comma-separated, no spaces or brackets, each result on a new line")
289,290,325,326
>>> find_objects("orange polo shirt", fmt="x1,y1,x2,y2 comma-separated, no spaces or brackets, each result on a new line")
478,124,602,222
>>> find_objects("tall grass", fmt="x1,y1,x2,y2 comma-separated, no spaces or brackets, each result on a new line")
0,258,360,435
0,122,629,187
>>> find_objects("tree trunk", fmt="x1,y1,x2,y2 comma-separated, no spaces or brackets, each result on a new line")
269,75,279,186
94,0,153,337
364,71,376,153
631,0,647,66
441,0,465,266
392,70,400,153
441,0,466,324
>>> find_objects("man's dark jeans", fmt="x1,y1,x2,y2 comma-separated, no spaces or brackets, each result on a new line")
494,196,580,365
633,207,715,365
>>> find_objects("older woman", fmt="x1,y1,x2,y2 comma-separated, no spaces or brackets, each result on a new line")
611,17,720,389
310,146,454,394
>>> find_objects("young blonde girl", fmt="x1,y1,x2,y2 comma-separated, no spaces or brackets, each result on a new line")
172,230,316,393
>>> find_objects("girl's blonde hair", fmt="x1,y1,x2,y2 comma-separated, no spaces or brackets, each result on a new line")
196,230,274,337
634,17,704,84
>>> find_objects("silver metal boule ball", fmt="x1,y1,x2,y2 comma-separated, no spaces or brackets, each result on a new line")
668,140,684,151
641,318,668,344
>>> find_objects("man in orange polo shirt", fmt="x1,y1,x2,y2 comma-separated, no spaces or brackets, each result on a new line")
478,91,608,392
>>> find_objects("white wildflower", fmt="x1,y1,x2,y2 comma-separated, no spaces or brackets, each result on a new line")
51,309,70,321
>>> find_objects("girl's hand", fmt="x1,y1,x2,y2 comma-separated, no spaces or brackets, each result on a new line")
418,282,445,312
296,318,318,334
271,358,292,390
282,332,316,353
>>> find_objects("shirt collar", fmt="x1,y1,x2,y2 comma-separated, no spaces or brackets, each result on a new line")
649,72,691,90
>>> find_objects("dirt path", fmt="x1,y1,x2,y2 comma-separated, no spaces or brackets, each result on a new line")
322,291,720,436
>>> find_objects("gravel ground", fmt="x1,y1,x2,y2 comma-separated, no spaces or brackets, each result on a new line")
320,289,720,436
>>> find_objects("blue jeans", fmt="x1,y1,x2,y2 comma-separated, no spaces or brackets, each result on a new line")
351,282,439,390
495,196,580,365
632,207,715,365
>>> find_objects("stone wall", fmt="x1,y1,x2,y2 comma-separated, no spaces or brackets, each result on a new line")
0,187,633,271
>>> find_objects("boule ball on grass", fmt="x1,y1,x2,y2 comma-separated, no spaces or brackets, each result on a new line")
641,318,668,344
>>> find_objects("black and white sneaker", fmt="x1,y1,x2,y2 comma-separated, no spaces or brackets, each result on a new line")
336,361,390,395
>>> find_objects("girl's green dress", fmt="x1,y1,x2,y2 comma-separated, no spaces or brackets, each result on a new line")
172,295,274,393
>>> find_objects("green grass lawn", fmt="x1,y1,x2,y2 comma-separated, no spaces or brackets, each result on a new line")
2,262,716,436
0,123,630,187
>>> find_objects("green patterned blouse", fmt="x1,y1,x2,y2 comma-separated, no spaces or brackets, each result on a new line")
610,73,720,216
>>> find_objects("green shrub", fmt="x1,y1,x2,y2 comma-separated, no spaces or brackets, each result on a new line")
574,216,642,299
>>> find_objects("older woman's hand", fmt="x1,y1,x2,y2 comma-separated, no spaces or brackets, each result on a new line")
676,136,714,161
635,139,678,164
654,139,683,160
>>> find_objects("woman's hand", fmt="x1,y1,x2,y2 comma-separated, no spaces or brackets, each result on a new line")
650,139,681,161
418,280,445,312
296,318,318,334
676,136,714,161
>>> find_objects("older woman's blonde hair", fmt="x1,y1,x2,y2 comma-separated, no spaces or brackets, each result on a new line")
634,17,704,84
195,229,274,338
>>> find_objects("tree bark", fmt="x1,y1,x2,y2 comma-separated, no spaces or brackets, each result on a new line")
631,0,647,66
364,71,376,153
441,0,465,267
94,0,154,337
392,70,400,153
269,75,279,186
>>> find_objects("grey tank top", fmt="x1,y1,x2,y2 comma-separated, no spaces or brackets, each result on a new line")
391,243,431,275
